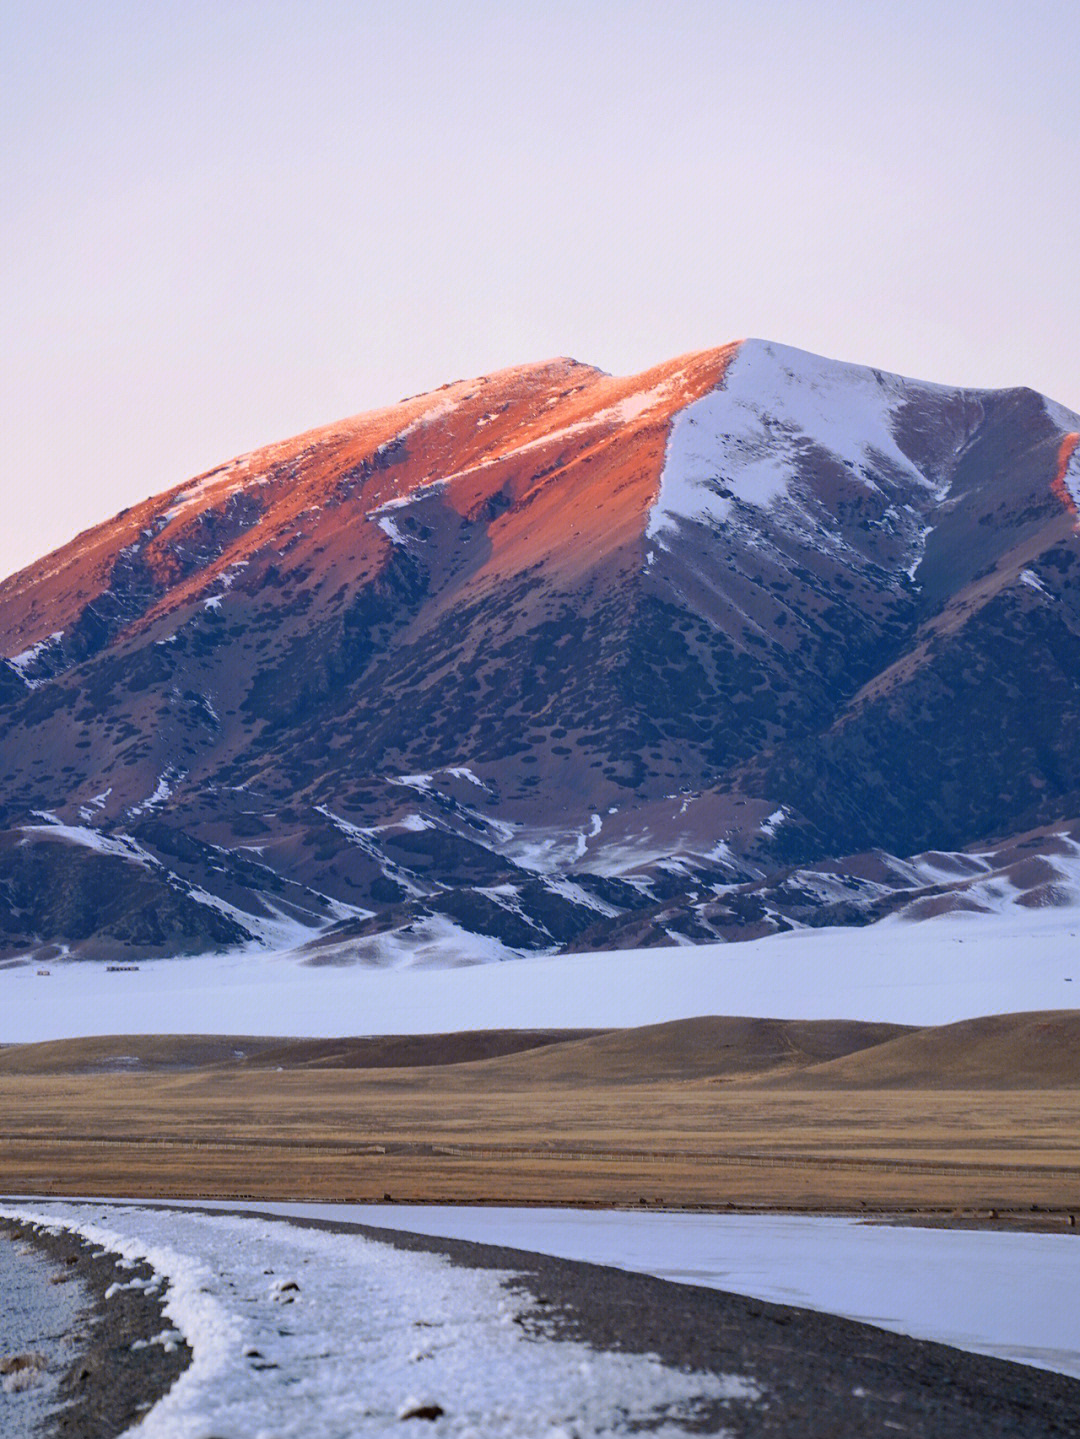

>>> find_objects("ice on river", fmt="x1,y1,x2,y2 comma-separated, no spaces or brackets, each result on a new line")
168,1203,1080,1382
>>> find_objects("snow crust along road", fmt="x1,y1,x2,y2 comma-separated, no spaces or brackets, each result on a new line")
168,1202,1080,1382
0,1202,759,1439
4,902,1079,1043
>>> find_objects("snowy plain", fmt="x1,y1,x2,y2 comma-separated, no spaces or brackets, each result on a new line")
168,1201,1080,1382
3,902,1078,1043
0,1202,760,1439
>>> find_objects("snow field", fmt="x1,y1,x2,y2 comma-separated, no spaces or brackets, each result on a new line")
4,900,1079,1043
0,1203,759,1439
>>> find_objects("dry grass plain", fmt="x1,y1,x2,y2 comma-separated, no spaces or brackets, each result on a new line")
1,1013,1078,1222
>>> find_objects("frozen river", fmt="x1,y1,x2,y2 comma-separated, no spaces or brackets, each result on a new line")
178,1201,1080,1379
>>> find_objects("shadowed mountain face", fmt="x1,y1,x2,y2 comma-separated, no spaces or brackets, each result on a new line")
3,340,1080,963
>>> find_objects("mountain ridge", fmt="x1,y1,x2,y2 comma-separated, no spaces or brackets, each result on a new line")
3,339,1080,964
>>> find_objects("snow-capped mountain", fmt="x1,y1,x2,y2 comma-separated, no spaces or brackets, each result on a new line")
2,340,1079,963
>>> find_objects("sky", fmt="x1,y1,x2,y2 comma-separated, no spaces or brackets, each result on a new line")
3,0,1078,580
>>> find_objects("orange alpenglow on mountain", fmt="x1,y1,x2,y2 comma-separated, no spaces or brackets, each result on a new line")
2,339,1080,964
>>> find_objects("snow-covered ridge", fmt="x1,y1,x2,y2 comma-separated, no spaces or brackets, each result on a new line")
1042,394,1080,436
646,338,975,565
17,814,342,951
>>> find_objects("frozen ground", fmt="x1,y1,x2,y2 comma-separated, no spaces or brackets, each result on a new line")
0,1229,89,1437
169,1202,1080,1381
3,903,1078,1042
0,1202,759,1439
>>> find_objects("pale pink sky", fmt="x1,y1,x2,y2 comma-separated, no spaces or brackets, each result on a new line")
3,1,1078,579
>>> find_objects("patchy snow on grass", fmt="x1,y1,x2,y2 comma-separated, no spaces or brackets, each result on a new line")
314,804,427,899
759,807,788,838
374,513,409,546
160,466,245,524
393,394,460,443
77,788,112,823
393,773,435,794
329,911,521,971
18,818,160,870
446,767,487,790
5,631,64,688
128,767,184,818
0,1203,760,1439
393,813,435,833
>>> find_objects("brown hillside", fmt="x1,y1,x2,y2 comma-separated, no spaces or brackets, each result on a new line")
446,1015,913,1086
236,1028,607,1071
0,1028,607,1076
0,1033,284,1075
762,1009,1080,1089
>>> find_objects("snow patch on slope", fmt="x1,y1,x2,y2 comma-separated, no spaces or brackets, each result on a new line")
367,370,688,521
5,630,64,688
128,766,185,818
1042,395,1080,435
314,804,428,898
20,818,160,869
328,911,521,970
17,816,338,950
1019,568,1055,599
647,339,962,553
161,463,249,523
373,512,409,545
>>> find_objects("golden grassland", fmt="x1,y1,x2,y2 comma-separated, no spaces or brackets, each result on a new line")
1,1014,1078,1222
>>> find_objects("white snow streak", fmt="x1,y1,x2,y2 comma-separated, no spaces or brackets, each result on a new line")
759,807,788,838
6,631,64,687
1019,568,1055,599
375,513,409,546
128,767,184,817
19,819,159,869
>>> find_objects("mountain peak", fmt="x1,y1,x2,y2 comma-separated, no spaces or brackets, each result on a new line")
3,341,1080,965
